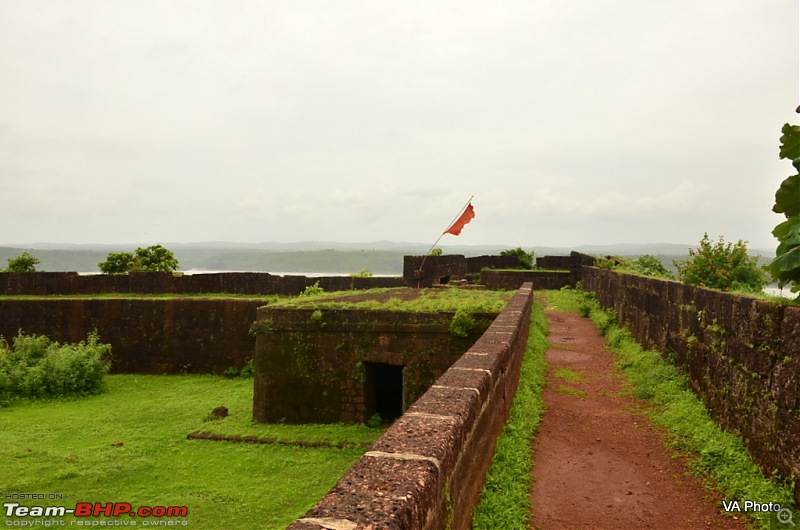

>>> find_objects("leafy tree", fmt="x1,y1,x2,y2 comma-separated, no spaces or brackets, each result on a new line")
768,107,800,292
98,252,135,274
5,251,40,272
133,244,179,272
674,233,766,292
500,247,535,270
98,245,179,274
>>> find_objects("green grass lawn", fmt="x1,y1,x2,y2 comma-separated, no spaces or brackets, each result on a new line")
0,375,381,529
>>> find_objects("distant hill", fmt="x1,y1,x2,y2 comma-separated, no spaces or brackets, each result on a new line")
0,241,772,274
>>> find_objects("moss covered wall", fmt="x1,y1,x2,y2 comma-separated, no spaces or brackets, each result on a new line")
482,269,577,290
288,283,534,530
0,271,403,296
582,267,800,497
0,298,261,374
252,308,497,424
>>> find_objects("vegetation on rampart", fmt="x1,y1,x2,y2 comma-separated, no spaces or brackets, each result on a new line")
675,233,766,292
270,286,512,313
595,254,675,279
500,247,536,269
595,244,768,295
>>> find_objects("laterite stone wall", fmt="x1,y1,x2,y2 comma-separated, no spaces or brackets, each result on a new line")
289,283,534,530
0,271,403,296
583,267,800,499
481,269,576,290
0,298,261,374
252,309,496,424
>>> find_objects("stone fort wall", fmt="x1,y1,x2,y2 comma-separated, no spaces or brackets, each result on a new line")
583,267,800,501
289,283,534,530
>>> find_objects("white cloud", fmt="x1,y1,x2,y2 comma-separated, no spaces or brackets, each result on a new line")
0,0,795,248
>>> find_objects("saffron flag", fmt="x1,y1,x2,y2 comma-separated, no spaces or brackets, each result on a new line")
443,202,475,236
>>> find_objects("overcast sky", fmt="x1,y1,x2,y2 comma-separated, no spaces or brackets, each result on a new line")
1,1,797,250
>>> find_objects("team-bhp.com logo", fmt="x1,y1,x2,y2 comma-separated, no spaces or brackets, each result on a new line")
4,502,188,524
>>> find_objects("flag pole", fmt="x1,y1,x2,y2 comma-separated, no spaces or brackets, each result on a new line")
416,195,474,283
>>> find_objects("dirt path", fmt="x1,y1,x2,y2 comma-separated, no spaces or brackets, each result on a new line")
529,309,748,530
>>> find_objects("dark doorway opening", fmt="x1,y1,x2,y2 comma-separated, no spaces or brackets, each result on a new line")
364,362,404,423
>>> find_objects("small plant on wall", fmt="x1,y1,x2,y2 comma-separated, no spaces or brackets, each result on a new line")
450,308,476,337
674,233,766,292
500,247,535,270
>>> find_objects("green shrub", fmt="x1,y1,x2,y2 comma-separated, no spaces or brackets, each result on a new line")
365,413,383,428
674,233,766,292
299,281,324,297
0,331,111,405
450,308,476,337
500,247,535,270
628,255,674,279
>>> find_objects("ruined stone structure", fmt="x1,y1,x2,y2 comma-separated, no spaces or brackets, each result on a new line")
252,306,497,424
402,252,593,289
289,283,534,530
402,254,521,286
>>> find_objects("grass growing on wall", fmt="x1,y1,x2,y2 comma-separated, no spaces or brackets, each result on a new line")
552,287,796,530
0,375,381,529
471,301,549,529
271,286,513,313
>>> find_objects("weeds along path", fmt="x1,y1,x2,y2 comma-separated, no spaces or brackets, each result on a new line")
529,309,746,530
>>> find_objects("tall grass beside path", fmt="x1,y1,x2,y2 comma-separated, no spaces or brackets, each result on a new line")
471,301,549,529
548,287,796,530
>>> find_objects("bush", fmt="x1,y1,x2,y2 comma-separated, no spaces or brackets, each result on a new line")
500,247,535,270
628,255,675,279
299,281,324,297
0,331,111,405
450,308,476,337
674,233,766,292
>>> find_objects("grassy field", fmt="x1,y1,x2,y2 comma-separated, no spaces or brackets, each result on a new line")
0,375,382,529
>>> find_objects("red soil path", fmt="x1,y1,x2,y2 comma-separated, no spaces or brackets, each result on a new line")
529,308,748,530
